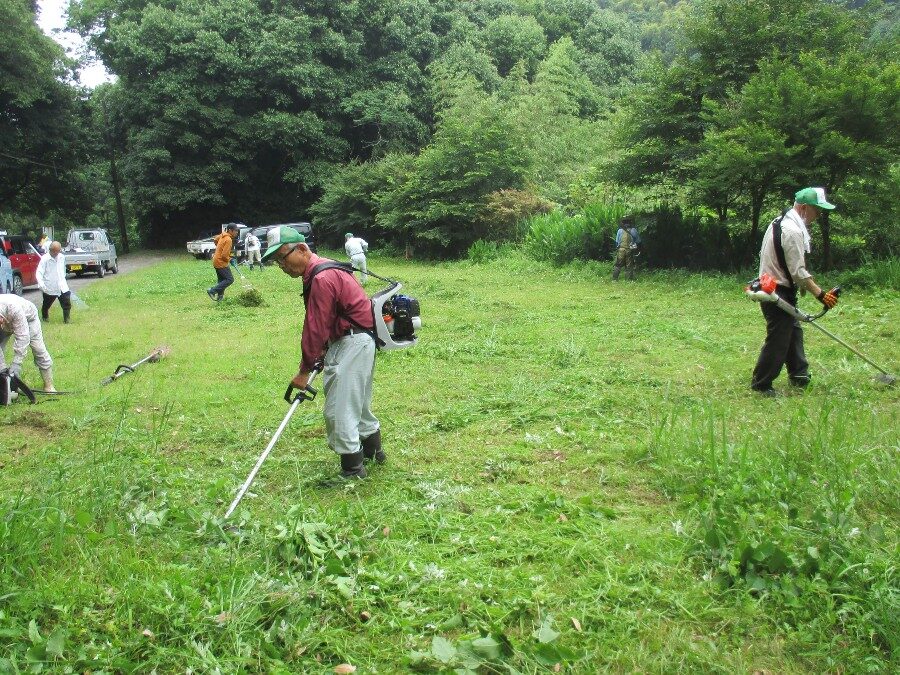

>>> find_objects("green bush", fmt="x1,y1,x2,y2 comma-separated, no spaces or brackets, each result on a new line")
837,258,900,292
523,202,624,265
479,189,554,242
467,240,500,264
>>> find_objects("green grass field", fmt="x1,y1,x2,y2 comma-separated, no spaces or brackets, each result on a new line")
1,252,897,673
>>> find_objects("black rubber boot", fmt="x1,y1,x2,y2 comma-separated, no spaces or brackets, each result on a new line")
361,429,386,464
63,308,71,324
339,451,367,479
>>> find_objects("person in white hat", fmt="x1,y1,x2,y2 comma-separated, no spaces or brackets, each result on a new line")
36,241,72,323
344,232,369,284
751,187,839,396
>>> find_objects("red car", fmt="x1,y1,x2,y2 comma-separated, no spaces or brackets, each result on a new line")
0,234,41,295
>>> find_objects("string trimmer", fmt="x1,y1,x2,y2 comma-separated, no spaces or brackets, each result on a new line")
224,368,321,519
101,346,171,385
746,274,896,385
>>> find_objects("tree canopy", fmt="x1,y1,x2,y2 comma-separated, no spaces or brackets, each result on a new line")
2,0,897,266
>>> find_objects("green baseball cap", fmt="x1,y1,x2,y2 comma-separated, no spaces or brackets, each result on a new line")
795,187,836,210
262,226,306,260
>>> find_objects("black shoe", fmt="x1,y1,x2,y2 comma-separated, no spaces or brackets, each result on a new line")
789,376,810,388
361,430,386,464
339,451,368,479
207,289,218,301
752,387,779,398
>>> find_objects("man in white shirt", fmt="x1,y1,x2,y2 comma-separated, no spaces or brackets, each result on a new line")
245,232,262,270
36,241,72,323
0,294,56,392
751,187,839,396
344,232,369,283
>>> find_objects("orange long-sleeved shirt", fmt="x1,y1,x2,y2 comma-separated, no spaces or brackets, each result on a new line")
212,232,235,269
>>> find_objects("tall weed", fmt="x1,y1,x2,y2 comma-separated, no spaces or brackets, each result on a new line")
523,202,624,264
838,258,900,291
646,404,899,660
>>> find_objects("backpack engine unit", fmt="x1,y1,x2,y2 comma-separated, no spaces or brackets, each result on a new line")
305,262,421,350
375,287,421,348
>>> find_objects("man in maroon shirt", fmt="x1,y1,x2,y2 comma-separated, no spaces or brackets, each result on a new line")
262,226,383,479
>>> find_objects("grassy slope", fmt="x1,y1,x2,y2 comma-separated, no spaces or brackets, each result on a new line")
1,252,897,673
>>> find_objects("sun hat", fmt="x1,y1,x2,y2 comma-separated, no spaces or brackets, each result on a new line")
262,226,306,260
795,187,836,210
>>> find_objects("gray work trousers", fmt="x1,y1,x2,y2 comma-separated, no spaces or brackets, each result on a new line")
0,316,53,372
322,332,378,455
350,253,368,283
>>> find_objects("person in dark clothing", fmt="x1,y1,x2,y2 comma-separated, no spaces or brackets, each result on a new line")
751,188,839,396
612,217,641,281
207,223,239,301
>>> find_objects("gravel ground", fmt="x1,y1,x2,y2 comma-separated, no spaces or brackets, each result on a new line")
22,251,176,298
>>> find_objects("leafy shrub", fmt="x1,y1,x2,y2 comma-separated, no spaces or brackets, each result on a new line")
640,205,735,270
377,78,531,258
479,189,554,242
837,258,900,292
309,154,415,248
467,240,500,264
523,201,624,265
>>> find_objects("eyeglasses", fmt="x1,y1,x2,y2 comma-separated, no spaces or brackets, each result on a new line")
274,246,296,267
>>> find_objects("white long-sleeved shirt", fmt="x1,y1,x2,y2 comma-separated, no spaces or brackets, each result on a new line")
758,209,812,289
345,237,368,257
36,253,70,296
0,295,39,368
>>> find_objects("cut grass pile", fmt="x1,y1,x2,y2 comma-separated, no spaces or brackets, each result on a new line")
1,251,897,672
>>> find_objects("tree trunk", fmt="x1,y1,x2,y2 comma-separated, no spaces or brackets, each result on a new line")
109,149,130,254
748,193,764,265
820,209,831,272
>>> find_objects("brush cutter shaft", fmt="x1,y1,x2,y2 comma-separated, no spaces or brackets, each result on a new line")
224,369,320,519
805,321,894,377
102,348,166,385
747,287,894,381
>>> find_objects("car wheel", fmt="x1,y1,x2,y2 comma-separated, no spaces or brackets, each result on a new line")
98,264,106,278
111,260,119,274
12,274,23,296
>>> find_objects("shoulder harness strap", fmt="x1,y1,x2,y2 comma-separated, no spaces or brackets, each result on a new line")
771,211,795,291
302,262,385,348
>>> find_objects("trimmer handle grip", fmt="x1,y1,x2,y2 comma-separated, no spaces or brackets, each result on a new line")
284,383,317,404
283,367,321,404
811,286,842,320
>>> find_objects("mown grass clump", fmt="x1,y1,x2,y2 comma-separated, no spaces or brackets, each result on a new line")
0,250,897,672
236,287,265,306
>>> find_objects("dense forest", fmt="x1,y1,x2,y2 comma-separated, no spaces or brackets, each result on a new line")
2,0,898,268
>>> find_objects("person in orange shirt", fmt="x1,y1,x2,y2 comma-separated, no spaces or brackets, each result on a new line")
207,223,239,302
